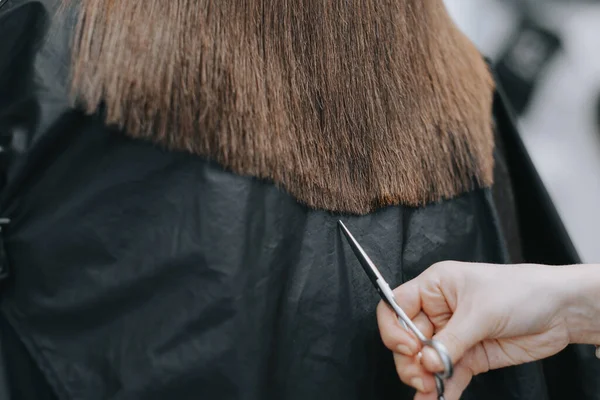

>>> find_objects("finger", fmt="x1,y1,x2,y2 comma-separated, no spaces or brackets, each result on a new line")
413,362,473,400
414,390,440,400
393,352,436,394
392,279,422,319
412,311,434,340
380,307,435,357
421,312,485,372
393,313,436,393
378,301,419,355
377,280,422,355
437,362,473,400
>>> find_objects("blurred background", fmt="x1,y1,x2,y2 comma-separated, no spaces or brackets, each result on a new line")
444,0,600,263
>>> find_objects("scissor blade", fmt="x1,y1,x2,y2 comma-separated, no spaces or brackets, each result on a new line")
338,221,384,285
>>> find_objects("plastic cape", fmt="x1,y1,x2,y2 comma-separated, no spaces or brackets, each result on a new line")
0,1,598,400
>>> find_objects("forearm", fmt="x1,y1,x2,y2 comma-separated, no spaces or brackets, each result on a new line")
558,264,600,346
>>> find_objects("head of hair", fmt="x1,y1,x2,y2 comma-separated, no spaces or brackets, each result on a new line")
65,0,495,214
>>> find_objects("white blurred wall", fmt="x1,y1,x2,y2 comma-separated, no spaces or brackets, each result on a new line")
444,0,600,263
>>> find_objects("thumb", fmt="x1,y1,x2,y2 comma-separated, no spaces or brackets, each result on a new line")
421,312,485,373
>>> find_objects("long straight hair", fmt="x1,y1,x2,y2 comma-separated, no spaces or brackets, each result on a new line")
66,0,495,214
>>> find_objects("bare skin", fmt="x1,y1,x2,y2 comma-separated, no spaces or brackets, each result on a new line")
377,261,600,400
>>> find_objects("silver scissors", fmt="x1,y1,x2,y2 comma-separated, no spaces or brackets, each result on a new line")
339,221,453,400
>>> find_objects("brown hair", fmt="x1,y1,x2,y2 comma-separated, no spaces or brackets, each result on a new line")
67,0,495,214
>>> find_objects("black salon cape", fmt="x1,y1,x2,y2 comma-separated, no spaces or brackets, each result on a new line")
1,1,598,400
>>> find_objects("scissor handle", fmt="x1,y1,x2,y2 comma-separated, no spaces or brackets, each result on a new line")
422,338,454,380
419,338,453,400
385,286,454,381
435,374,445,400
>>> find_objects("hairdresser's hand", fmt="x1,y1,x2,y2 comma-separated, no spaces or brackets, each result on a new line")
377,262,573,400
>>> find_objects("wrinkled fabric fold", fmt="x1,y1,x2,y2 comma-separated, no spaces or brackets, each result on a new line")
0,1,598,400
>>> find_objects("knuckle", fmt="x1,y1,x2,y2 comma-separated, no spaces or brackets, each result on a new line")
428,261,456,281
379,330,396,350
431,260,452,270
381,326,411,352
429,260,467,289
430,260,460,274
413,314,434,338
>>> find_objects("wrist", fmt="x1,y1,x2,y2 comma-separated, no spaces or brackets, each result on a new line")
555,265,600,346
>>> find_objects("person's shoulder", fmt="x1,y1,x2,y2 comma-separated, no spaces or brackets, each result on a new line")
0,0,69,35
0,0,75,151
0,0,51,58
0,0,75,91
0,0,52,18
0,1,47,103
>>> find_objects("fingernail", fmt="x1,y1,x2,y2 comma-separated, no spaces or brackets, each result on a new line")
396,345,413,355
410,377,425,392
